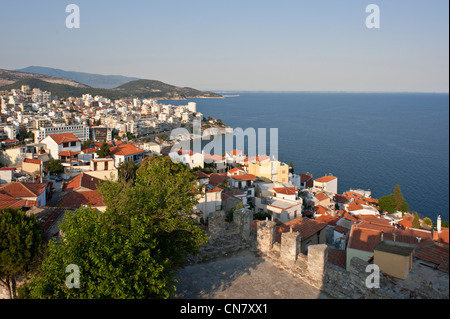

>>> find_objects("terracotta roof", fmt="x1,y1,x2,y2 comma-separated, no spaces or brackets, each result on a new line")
111,143,144,156
204,184,223,193
347,221,433,253
313,205,329,215
57,190,105,208
276,217,327,243
59,151,80,157
23,158,42,165
228,167,244,175
273,187,298,196
315,214,338,226
314,175,337,183
359,215,392,227
196,171,209,179
398,216,414,229
230,174,256,180
248,155,271,162
300,174,313,183
46,133,79,145
208,173,228,186
344,191,363,199
334,194,351,204
328,248,346,269
346,202,364,212
0,182,47,198
415,240,449,272
315,192,329,201
63,173,102,192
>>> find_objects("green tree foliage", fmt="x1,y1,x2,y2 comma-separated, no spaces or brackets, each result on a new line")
96,141,111,158
82,139,92,147
423,217,433,226
0,208,43,299
20,156,207,299
412,212,421,229
377,194,397,213
117,158,139,185
47,159,64,174
16,124,33,142
378,185,409,213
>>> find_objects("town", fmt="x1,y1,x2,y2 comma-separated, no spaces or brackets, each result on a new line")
0,84,448,299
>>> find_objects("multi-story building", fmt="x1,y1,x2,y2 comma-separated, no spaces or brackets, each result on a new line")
33,124,90,143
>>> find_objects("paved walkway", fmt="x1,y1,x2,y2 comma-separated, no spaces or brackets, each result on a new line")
175,250,329,299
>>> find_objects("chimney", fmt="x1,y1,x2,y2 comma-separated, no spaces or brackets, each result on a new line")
437,215,442,233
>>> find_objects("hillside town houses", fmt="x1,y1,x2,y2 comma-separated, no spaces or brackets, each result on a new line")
0,84,448,299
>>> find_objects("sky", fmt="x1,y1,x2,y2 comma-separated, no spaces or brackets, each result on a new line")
0,0,448,92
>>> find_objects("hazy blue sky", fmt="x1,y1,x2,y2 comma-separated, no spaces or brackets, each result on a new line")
0,0,448,92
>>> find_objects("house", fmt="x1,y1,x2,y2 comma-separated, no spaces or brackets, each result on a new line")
0,167,14,184
222,189,247,212
299,173,314,189
0,181,48,207
58,172,106,212
22,158,43,179
204,153,227,173
228,173,256,190
169,148,204,169
276,217,328,254
272,187,298,201
40,133,82,166
110,143,145,167
344,201,379,216
256,196,302,223
247,155,289,183
225,149,245,165
196,184,223,220
313,175,338,194
373,240,416,279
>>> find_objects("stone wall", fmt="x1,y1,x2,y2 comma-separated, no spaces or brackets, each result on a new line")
187,208,256,264
254,220,449,299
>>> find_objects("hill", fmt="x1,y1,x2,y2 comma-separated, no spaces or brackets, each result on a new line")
0,69,89,88
0,71,222,100
113,79,222,99
16,66,140,89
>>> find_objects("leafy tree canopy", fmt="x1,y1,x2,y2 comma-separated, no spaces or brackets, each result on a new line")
19,156,207,299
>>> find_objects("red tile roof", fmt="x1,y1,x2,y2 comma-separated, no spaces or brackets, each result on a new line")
334,194,351,204
273,187,298,196
314,175,337,183
208,173,228,186
415,240,449,272
328,248,346,269
315,214,338,226
23,158,42,165
63,173,102,192
276,217,327,243
0,182,47,198
300,174,313,183
58,190,105,208
46,133,79,145
230,174,256,180
313,205,329,215
315,192,329,201
59,151,80,157
111,143,144,156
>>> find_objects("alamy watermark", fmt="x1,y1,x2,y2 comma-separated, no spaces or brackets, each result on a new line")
366,4,380,29
65,4,80,29
65,264,80,289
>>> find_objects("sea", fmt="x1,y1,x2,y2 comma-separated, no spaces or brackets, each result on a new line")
160,92,449,222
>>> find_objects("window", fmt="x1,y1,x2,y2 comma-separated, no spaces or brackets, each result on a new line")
63,142,69,148
70,141,76,147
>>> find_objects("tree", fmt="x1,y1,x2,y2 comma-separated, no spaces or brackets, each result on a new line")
378,194,396,213
423,217,433,226
96,141,111,158
393,184,405,211
47,159,64,175
20,156,207,299
117,158,139,185
82,139,92,147
289,162,294,174
0,208,43,299
412,212,421,229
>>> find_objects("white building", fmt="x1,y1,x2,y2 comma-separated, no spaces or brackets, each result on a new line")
40,133,82,164
313,175,338,194
34,124,90,143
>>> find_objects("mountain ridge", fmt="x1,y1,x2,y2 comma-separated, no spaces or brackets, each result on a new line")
0,68,222,100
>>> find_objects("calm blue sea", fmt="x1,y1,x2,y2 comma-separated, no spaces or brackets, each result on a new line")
161,92,449,222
